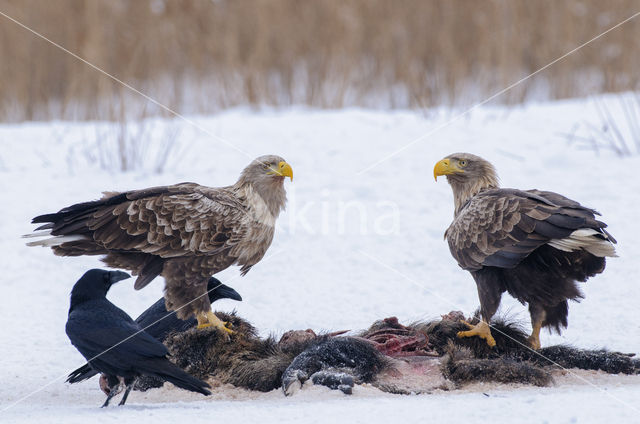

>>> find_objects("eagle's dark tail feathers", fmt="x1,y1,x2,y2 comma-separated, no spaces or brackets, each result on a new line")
542,301,569,333
32,193,129,233
29,194,131,257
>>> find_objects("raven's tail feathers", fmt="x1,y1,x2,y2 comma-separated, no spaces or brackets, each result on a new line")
66,363,99,384
146,359,211,396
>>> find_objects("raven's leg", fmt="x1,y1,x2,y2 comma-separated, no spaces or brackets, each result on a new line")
101,391,118,408
527,305,546,350
196,311,234,335
118,377,137,406
101,375,121,408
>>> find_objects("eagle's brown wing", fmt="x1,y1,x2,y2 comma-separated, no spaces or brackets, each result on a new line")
32,183,250,288
99,186,247,257
445,188,610,271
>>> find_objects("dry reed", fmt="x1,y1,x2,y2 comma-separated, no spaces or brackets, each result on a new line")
1,0,640,121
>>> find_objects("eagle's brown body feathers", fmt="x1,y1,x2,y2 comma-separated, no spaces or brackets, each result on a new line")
28,156,291,320
445,188,615,271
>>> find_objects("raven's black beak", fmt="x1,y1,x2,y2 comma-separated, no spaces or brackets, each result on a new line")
213,284,242,302
108,271,131,285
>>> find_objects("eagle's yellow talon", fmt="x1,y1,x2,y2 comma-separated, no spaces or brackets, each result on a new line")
527,335,541,350
527,319,543,350
457,320,496,347
460,320,475,330
197,311,235,336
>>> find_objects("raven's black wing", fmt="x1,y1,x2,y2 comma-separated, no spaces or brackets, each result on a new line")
66,301,169,364
135,298,195,341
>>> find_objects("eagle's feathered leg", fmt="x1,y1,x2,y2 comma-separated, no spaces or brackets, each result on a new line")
527,306,546,350
457,320,497,347
458,271,502,347
197,311,234,335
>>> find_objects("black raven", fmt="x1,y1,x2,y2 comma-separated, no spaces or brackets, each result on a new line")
68,277,241,385
65,269,211,407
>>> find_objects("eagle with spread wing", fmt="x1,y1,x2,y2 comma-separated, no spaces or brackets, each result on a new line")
26,155,292,333
434,153,616,349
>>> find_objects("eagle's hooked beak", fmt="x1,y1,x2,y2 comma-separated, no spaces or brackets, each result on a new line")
433,158,459,181
269,161,293,181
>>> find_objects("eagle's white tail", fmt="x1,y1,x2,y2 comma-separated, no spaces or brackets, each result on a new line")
548,228,617,257
22,230,54,238
22,230,87,247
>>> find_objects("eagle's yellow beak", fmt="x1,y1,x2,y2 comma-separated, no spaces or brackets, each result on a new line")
433,158,458,181
272,161,293,181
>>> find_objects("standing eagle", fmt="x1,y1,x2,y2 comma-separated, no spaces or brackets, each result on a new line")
26,155,292,333
433,153,616,349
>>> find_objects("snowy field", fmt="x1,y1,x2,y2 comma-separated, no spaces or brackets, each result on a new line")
1,97,640,423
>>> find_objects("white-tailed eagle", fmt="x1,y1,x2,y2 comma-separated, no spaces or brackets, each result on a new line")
434,152,616,349
26,155,292,333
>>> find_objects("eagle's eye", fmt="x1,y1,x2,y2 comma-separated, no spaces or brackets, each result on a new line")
458,160,467,167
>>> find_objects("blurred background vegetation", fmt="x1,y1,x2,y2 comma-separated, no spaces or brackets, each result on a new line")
1,0,640,122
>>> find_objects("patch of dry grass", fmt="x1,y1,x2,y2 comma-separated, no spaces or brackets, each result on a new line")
1,0,640,121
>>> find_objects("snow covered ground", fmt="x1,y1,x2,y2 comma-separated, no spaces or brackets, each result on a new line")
1,97,640,423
